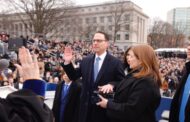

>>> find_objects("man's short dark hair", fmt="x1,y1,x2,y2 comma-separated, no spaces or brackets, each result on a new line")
95,31,109,41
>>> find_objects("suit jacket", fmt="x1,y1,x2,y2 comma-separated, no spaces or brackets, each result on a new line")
52,81,82,122
169,61,190,122
107,71,161,122
62,53,125,122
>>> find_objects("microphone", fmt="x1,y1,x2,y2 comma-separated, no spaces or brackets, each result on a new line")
0,59,9,71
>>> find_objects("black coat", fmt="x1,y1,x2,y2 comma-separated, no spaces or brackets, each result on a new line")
107,72,161,122
169,61,190,122
63,53,125,122
0,89,53,122
52,81,81,122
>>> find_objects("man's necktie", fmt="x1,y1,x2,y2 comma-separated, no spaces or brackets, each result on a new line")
94,57,100,81
60,84,69,122
63,84,69,98
179,74,190,122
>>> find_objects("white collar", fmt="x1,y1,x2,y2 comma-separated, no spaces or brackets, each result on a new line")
95,51,107,61
64,81,72,86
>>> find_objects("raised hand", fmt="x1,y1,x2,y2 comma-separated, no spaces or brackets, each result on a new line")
15,47,40,81
64,46,73,64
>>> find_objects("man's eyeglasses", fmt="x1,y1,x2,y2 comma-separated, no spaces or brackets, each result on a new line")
92,39,106,43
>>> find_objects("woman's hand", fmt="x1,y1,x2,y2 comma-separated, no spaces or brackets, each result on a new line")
96,95,108,108
98,84,114,94
15,47,40,81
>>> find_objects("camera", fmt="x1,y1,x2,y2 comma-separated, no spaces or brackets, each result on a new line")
91,90,114,104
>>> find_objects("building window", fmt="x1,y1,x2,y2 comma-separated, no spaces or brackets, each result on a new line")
24,24,27,29
66,19,70,25
125,14,130,21
93,17,97,23
67,27,70,32
107,16,112,22
61,28,64,32
100,26,104,31
108,25,112,31
87,26,91,31
116,34,120,40
125,34,129,40
72,19,76,24
93,26,97,31
79,18,83,24
73,27,76,33
20,23,23,30
125,24,130,31
15,24,18,30
78,26,82,32
11,24,14,30
86,18,89,24
100,16,104,23
110,6,114,10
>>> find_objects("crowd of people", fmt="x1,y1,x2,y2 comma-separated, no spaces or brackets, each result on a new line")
159,57,186,97
0,31,189,122
0,33,186,96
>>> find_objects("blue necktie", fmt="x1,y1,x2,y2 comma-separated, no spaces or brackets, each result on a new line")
63,84,69,98
94,57,100,81
60,84,69,122
179,74,190,122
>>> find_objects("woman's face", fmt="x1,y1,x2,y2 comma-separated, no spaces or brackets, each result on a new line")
126,50,141,70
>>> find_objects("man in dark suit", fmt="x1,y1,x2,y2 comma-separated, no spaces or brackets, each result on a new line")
62,31,125,122
52,72,81,122
169,44,190,122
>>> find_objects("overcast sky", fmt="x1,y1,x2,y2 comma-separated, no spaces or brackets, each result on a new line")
75,0,190,21
0,0,189,21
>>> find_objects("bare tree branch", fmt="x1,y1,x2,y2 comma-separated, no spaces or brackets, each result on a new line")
4,0,75,36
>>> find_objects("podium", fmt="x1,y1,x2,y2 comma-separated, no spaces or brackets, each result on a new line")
156,96,172,121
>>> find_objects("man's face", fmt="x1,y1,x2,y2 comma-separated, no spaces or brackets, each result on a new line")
92,33,109,55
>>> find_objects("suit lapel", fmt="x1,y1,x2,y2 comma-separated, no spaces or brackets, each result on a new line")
81,54,94,88
89,55,95,80
95,53,110,83
56,82,64,106
67,82,74,101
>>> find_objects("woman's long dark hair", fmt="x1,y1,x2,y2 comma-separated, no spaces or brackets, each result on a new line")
123,46,132,72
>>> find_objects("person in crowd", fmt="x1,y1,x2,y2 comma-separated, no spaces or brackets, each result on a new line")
123,46,132,75
97,44,161,122
52,71,81,122
0,47,53,122
62,31,125,122
169,44,190,122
